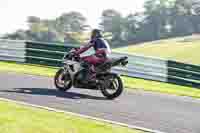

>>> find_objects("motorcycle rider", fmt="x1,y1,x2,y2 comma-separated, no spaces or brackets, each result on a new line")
74,29,111,65
73,29,111,80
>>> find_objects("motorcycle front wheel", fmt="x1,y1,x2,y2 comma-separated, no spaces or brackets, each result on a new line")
54,69,72,92
98,73,123,100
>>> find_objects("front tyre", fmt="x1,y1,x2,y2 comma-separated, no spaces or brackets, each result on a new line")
54,69,72,92
99,74,123,100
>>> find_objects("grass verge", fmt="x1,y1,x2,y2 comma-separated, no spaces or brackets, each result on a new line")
122,77,200,98
0,100,144,133
114,35,200,65
0,61,200,98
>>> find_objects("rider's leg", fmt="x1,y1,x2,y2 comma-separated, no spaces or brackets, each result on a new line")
82,55,106,81
82,55,99,65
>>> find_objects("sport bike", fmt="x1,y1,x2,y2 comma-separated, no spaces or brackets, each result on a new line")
54,48,128,99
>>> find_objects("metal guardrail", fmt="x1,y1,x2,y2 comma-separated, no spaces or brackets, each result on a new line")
0,39,200,88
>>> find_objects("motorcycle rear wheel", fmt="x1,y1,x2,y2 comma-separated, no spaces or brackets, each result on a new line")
99,73,123,100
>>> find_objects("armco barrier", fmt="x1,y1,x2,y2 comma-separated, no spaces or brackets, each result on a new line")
167,60,200,88
0,39,200,88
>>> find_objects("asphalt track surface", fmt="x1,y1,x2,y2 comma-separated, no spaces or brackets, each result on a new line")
0,72,200,133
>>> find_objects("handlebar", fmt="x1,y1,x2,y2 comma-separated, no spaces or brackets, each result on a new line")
63,50,81,61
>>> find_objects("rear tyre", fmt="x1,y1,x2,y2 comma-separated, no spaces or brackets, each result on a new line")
99,73,123,100
54,69,72,92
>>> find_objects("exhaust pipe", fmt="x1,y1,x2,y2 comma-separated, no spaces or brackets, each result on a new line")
111,56,128,67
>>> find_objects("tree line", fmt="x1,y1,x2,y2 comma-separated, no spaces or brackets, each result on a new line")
2,0,200,47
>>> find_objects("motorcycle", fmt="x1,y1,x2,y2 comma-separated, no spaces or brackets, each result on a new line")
54,48,128,99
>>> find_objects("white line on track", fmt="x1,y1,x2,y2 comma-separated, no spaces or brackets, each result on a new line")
0,97,166,133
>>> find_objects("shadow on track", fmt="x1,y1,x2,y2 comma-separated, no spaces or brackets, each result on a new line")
0,88,107,100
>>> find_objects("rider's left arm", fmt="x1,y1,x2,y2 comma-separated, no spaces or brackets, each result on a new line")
75,43,94,55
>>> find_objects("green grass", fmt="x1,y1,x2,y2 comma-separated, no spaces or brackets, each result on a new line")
114,35,200,65
0,61,200,98
122,77,200,98
0,100,144,133
0,62,57,77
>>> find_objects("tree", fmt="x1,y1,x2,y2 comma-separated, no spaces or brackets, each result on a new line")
192,0,200,14
27,16,44,33
56,11,88,34
171,15,194,36
2,30,27,40
100,9,124,44
174,0,192,15
27,16,53,41
143,0,175,40
122,13,140,42
190,0,200,33
172,0,200,34
27,12,88,42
